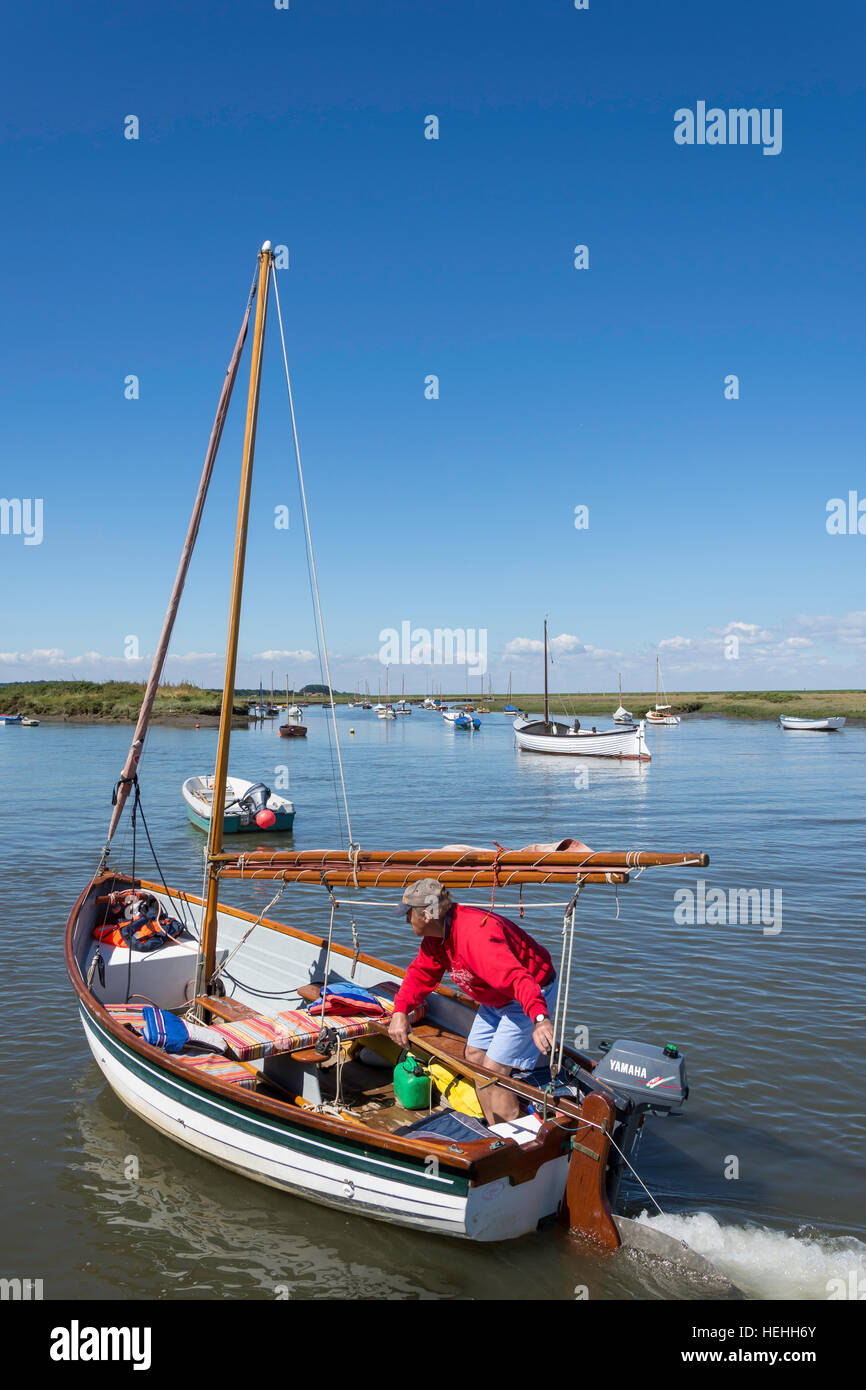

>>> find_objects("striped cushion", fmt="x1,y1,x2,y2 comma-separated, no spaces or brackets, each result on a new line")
105,993,423,1064
177,1055,257,1089
212,1006,382,1061
105,1003,151,1030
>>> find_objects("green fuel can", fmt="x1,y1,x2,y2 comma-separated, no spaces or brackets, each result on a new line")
394,1052,431,1109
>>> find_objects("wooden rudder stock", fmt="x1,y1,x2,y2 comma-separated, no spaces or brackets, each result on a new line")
560,1091,621,1251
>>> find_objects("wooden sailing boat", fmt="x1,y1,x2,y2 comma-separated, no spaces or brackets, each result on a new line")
645,656,680,726
279,677,306,738
64,244,723,1262
513,622,649,760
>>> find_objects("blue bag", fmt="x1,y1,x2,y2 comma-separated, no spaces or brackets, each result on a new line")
141,1006,189,1053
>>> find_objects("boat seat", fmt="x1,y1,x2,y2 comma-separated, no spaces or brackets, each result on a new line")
204,985,423,1062
102,1004,260,1088
178,1054,259,1089
105,984,423,1065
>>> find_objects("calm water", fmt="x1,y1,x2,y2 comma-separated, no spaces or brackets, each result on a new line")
1,708,864,1300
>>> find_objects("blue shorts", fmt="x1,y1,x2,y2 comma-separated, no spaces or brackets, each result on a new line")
465,977,558,1071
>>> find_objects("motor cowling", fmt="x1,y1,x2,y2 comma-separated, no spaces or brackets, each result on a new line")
238,782,276,828
592,1039,688,1115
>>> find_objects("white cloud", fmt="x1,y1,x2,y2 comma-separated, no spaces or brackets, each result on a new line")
251,649,317,662
504,632,589,658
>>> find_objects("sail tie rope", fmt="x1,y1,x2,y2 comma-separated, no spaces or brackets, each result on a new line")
490,842,506,907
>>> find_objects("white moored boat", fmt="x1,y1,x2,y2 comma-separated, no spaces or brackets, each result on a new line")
780,715,846,732
514,717,649,760
612,672,633,724
512,622,649,760
645,656,680,726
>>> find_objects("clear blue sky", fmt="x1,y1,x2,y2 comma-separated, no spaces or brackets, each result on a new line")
1,0,864,692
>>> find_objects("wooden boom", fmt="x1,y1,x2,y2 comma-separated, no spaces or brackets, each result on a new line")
212,843,708,888
212,846,708,871
217,866,630,886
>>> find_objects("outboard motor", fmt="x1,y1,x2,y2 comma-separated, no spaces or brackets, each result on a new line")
593,1039,688,1115
519,1040,689,1210
238,782,276,829
588,1040,688,1208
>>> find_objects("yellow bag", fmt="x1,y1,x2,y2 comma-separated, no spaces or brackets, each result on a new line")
427,1061,485,1119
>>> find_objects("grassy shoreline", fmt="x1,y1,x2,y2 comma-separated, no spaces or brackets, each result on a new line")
0,681,248,724
1,681,864,724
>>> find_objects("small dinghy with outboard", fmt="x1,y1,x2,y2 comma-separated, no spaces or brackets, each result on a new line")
182,775,295,834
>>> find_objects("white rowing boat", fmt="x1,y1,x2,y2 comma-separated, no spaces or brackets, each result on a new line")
780,715,846,732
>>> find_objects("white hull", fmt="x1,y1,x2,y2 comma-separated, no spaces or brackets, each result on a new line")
646,706,680,726
613,705,633,724
80,1010,478,1238
780,716,846,731
181,775,294,831
74,886,572,1243
513,718,650,760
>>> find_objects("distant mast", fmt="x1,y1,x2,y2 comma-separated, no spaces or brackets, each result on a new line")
543,619,549,725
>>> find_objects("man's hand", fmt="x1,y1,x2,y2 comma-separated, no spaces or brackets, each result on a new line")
533,1017,556,1054
389,1011,410,1048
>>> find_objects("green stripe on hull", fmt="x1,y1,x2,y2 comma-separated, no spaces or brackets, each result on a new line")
185,808,295,834
82,1006,468,1196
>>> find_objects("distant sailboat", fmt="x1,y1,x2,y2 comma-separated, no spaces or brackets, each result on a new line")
378,666,396,719
645,657,680,726
513,622,649,760
613,673,634,725
503,671,516,716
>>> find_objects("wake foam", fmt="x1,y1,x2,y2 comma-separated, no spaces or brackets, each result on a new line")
635,1211,866,1300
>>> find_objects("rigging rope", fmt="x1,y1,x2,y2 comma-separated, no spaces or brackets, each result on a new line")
550,882,582,1076
209,881,289,988
270,264,355,855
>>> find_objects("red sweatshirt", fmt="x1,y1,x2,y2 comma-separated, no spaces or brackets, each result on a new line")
393,904,554,1021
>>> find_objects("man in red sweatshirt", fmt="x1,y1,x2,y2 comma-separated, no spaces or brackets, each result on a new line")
389,879,557,1123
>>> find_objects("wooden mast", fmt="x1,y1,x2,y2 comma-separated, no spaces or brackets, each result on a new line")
543,618,549,725
195,242,273,999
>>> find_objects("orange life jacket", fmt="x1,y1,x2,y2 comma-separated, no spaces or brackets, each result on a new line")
93,919,172,950
93,890,184,952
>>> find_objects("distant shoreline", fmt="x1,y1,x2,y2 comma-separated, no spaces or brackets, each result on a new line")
2,682,863,725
